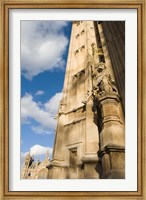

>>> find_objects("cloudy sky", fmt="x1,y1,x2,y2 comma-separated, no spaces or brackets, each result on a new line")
21,21,72,165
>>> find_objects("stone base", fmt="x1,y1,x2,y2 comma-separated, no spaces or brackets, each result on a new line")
48,160,68,179
98,144,125,179
104,169,125,179
49,160,84,179
81,155,99,178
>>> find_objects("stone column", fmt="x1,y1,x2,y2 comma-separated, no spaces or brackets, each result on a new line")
91,61,125,179
81,62,99,179
81,97,99,179
97,93,125,179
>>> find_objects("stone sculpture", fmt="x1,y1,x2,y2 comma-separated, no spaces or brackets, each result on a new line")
92,62,118,96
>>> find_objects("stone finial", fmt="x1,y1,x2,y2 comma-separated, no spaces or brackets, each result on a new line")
46,149,50,160
24,152,31,166
24,152,31,162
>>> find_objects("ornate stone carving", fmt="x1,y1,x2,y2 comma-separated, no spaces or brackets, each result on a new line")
58,100,66,115
92,62,118,96
81,30,85,35
37,150,50,171
72,69,85,81
24,152,30,165
76,34,80,39
59,102,64,113
74,49,79,55
91,43,103,56
82,90,93,104
80,45,85,51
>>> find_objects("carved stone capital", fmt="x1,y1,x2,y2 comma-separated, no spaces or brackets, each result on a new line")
97,93,120,104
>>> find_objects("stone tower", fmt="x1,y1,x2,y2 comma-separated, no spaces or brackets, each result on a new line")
21,151,50,179
49,21,125,179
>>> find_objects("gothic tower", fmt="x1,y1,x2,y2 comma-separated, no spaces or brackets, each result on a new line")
49,21,125,179
21,151,50,179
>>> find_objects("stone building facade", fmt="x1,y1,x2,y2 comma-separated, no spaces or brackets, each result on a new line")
21,151,50,179
21,21,125,179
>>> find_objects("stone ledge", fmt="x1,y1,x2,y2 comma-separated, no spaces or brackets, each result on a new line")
81,155,99,163
64,117,86,126
98,143,125,157
97,93,120,104
49,160,68,168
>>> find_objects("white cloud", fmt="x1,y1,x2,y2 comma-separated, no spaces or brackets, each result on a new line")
35,90,44,96
21,21,69,80
21,92,62,134
21,145,53,158
45,92,62,115
21,118,31,124
21,145,53,168
21,93,56,130
21,151,29,158
31,126,52,135
30,144,53,157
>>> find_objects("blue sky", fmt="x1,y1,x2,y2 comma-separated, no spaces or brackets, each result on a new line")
21,21,72,164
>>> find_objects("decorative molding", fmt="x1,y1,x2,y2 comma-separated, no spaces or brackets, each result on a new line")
98,144,125,158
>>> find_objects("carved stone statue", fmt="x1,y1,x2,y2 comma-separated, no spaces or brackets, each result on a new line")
58,101,66,114
92,62,118,96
